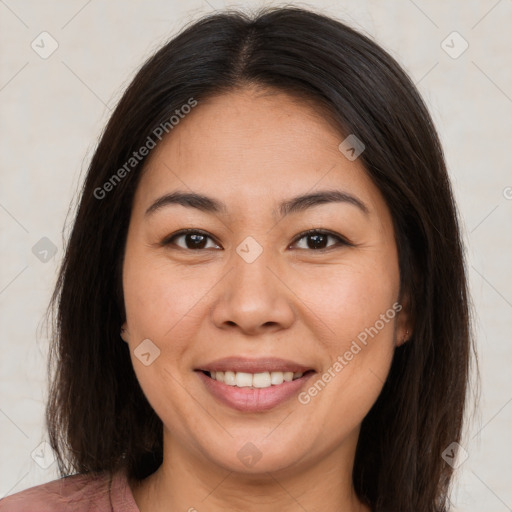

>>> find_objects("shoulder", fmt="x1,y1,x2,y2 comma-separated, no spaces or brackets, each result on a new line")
0,469,139,512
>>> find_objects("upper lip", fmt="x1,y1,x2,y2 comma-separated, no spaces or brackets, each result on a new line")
196,357,316,374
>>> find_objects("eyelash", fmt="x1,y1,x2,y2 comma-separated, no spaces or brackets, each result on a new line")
160,228,352,252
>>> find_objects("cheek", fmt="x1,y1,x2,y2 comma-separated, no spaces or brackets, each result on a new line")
289,254,399,347
121,251,212,423
290,256,398,418
122,250,212,344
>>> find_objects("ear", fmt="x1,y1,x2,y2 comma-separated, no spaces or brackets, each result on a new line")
120,321,130,343
395,293,414,347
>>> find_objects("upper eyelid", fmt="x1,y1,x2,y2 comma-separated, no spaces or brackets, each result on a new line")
162,228,218,245
290,229,351,246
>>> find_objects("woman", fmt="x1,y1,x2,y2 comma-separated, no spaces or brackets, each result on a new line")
0,5,472,512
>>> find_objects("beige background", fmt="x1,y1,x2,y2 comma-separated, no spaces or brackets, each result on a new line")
1,0,511,510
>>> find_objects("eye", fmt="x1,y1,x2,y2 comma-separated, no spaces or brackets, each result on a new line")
290,229,351,251
161,228,351,252
161,229,221,250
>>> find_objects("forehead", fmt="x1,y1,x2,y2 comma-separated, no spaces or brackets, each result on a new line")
132,88,386,220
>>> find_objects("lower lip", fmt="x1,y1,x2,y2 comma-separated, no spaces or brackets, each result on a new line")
196,371,315,412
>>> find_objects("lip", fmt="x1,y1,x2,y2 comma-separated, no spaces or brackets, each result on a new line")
196,369,316,412
195,356,315,374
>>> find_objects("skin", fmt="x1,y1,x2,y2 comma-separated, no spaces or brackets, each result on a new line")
121,86,411,512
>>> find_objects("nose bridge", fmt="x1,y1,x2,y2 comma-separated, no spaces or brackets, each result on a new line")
210,234,295,333
230,234,278,302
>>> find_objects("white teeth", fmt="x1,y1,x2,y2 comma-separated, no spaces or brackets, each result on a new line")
253,372,272,388
235,372,253,387
208,370,305,388
270,371,284,385
223,371,236,386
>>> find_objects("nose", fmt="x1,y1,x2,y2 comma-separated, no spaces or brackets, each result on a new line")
210,245,296,336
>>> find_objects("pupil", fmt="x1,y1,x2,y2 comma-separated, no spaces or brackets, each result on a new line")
188,234,206,249
309,234,327,249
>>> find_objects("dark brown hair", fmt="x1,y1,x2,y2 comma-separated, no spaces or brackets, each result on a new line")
45,6,474,511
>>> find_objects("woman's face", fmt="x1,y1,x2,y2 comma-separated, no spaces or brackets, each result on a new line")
122,86,410,476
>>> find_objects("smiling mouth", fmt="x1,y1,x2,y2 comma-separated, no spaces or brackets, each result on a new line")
200,369,316,389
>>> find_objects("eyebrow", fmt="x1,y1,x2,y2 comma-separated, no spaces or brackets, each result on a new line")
144,189,369,219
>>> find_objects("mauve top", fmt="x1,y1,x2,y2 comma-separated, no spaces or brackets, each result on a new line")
0,469,140,512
